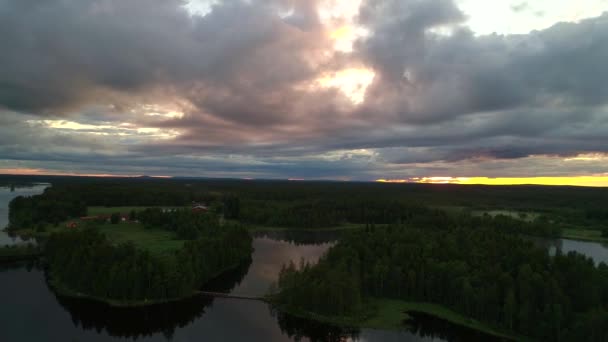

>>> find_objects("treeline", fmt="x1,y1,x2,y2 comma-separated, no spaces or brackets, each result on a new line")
46,226,252,303
43,181,202,207
8,180,562,238
0,243,41,262
6,181,240,229
240,198,561,236
136,208,221,240
275,225,608,341
57,258,252,340
239,199,428,228
8,190,86,229
8,178,607,233
4,176,608,215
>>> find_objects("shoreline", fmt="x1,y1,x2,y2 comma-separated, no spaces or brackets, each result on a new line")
48,274,201,308
0,244,43,263
271,297,524,341
247,224,364,233
48,257,252,308
0,252,43,263
560,229,608,244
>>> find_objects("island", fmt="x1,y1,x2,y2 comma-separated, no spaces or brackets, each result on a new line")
7,187,252,306
271,216,608,342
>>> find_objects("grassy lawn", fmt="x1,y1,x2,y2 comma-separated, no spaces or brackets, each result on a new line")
274,297,524,341
87,206,182,215
13,221,186,258
95,222,185,257
562,228,608,243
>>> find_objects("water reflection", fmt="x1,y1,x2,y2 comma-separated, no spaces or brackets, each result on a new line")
55,258,252,339
252,229,343,245
57,294,214,340
528,236,608,265
273,309,360,342
556,238,608,265
0,259,41,272
231,233,336,296
405,312,510,342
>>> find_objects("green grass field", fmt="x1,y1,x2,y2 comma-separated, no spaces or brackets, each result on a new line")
274,297,522,340
12,221,186,258
95,222,185,257
363,298,523,340
471,210,539,222
434,206,540,223
562,228,608,243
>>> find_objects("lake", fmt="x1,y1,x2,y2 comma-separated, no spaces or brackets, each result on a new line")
0,184,48,246
531,236,608,265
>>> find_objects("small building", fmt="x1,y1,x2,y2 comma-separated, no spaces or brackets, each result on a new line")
66,222,78,229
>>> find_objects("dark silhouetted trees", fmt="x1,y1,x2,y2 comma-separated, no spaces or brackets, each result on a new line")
46,225,252,303
276,223,608,341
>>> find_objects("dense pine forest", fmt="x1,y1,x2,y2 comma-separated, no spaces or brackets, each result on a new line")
46,222,252,303
7,176,606,236
275,224,608,341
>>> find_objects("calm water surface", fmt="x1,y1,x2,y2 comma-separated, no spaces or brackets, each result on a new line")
531,237,608,265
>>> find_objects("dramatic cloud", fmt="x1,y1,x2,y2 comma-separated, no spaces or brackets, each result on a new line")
0,0,607,180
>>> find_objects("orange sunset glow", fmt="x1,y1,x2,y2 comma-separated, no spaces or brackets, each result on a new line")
377,176,608,187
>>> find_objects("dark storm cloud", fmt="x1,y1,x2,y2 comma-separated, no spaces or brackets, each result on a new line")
358,4,608,123
0,0,607,178
0,0,335,116
355,1,608,123
1,0,191,112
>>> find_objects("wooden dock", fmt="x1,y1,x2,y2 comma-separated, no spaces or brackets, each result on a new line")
196,291,266,302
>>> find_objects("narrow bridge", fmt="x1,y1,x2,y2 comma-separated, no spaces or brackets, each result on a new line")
196,291,267,302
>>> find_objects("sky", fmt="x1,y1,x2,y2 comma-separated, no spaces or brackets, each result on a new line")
1,0,608,185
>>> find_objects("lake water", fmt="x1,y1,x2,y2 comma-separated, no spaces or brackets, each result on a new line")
530,236,608,265
0,184,48,246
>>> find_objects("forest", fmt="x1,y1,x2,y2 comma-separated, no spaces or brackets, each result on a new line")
7,177,593,237
274,223,608,341
46,219,252,303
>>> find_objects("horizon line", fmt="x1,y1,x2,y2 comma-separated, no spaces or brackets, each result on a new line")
1,172,608,187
